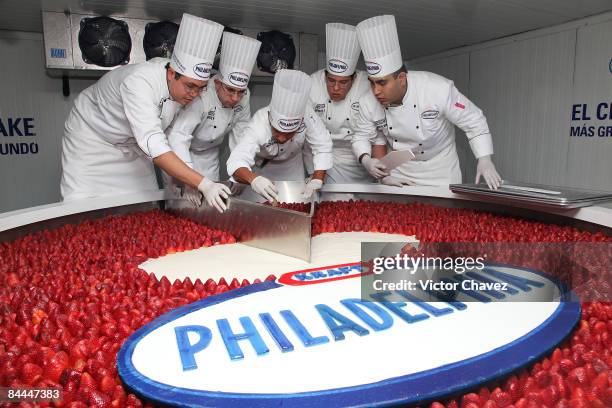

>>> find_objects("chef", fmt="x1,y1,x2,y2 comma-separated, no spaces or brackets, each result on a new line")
166,32,260,190
60,14,231,212
305,22,373,184
352,15,502,189
227,69,333,202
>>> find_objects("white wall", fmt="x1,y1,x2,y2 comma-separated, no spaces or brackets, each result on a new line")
0,30,96,212
409,12,612,190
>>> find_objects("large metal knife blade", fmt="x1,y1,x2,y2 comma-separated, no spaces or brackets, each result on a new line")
165,194,315,262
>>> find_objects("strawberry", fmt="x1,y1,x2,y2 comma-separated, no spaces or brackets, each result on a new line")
20,362,43,385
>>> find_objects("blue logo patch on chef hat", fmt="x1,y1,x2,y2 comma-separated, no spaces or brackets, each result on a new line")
193,63,212,79
365,61,381,75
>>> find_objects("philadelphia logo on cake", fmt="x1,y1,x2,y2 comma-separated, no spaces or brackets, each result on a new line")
328,59,348,74
193,62,212,79
118,262,580,407
366,61,382,75
228,72,250,87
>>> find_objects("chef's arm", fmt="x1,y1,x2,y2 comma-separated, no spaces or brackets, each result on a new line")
371,144,387,159
153,151,204,188
311,170,326,181
233,167,258,184
358,144,387,162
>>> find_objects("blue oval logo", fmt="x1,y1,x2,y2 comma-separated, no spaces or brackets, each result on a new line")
228,71,250,87
366,61,381,75
421,110,440,120
193,62,212,79
328,59,348,74
118,263,579,407
277,118,301,131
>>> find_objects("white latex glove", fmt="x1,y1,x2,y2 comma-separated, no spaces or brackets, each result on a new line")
164,177,182,198
251,176,279,203
381,176,414,187
475,155,502,190
183,186,202,207
197,178,231,213
361,155,389,179
230,181,247,196
303,178,323,199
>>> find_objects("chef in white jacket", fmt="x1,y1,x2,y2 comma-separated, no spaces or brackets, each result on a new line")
167,32,260,185
352,15,502,189
227,69,333,202
61,14,232,212
305,23,373,184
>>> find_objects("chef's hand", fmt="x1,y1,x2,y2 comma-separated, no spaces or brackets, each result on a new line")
303,178,323,199
230,181,247,196
165,177,182,198
475,155,502,190
361,155,389,179
197,178,231,213
381,176,414,187
251,176,279,203
183,186,202,207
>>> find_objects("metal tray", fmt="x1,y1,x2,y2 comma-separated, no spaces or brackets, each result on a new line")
450,181,612,209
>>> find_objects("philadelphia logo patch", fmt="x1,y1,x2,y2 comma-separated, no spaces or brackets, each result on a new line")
277,118,301,131
421,110,439,120
351,102,360,111
118,262,580,407
365,61,382,75
193,63,212,79
328,59,348,74
228,72,250,87
314,104,326,113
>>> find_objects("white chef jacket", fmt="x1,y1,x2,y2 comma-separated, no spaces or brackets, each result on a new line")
166,74,251,181
306,69,373,183
352,70,494,185
227,106,333,181
61,58,182,200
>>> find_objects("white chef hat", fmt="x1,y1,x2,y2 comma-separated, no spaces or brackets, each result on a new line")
325,23,360,76
269,69,312,132
170,14,224,80
218,32,261,89
356,15,403,78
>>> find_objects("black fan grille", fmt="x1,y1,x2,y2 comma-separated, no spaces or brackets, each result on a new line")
78,16,132,67
256,30,296,74
143,21,179,60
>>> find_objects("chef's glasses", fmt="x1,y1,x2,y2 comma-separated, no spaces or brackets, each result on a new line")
220,82,247,97
181,78,207,96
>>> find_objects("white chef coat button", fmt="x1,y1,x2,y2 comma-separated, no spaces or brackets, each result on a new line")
394,139,398,142
420,151,424,154
346,118,349,121
389,126,393,130
328,117,331,120
419,143,422,146
413,105,416,108
328,100,331,103
214,125,217,128
416,125,419,129
280,148,284,152
347,130,350,134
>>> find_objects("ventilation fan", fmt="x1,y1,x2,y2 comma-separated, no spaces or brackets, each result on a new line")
256,30,296,74
78,16,132,67
143,21,179,60
212,26,243,70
